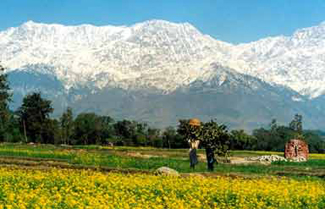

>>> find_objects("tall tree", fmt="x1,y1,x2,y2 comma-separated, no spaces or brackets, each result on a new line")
146,127,161,147
60,107,74,145
201,120,230,171
134,122,148,146
113,120,136,141
289,114,303,136
17,92,53,143
98,115,115,143
230,129,256,150
270,119,277,133
162,127,176,149
0,64,12,140
42,118,60,144
162,127,186,148
201,120,230,157
73,113,102,145
73,113,114,145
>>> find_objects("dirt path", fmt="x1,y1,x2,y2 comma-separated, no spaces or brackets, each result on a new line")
0,156,249,178
0,156,151,174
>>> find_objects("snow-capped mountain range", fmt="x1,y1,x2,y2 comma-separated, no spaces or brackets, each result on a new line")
2,20,325,97
1,20,325,129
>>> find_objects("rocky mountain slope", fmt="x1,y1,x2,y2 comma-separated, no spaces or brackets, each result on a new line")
2,20,325,130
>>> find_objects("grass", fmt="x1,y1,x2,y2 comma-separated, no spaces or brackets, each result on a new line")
229,150,283,157
272,159,325,167
0,143,324,178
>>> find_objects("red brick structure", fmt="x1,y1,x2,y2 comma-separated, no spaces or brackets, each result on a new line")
284,139,309,160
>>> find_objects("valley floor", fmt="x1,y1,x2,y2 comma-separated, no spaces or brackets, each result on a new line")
0,143,325,178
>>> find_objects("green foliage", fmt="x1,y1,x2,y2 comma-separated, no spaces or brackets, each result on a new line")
162,126,186,148
73,113,102,144
146,127,160,146
43,118,61,144
304,131,325,153
16,92,54,143
177,119,201,142
0,65,12,141
230,129,257,150
177,119,230,156
73,113,115,145
289,114,303,135
113,120,137,142
251,115,325,153
252,126,296,151
111,120,164,147
200,120,230,156
3,114,23,142
60,107,74,145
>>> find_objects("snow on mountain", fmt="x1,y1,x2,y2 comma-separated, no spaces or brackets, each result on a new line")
229,21,325,98
1,20,325,98
0,20,232,93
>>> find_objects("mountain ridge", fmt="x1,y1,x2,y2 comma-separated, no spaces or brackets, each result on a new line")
2,20,325,98
2,20,325,130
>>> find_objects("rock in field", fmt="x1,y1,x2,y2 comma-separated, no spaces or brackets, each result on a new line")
245,155,287,162
288,156,307,162
155,167,180,177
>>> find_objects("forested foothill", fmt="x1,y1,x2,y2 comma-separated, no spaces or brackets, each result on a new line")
1,64,324,153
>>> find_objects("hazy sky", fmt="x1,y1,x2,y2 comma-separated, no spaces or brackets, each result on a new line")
2,0,325,43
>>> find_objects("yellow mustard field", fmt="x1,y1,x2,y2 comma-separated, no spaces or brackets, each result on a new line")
0,167,324,209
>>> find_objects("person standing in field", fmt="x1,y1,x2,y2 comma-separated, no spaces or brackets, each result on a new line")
189,139,200,169
188,118,201,169
205,147,216,171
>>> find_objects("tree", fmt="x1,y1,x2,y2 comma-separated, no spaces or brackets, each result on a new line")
177,119,230,171
162,127,186,148
146,127,161,147
270,119,277,133
163,127,176,148
43,118,60,144
17,92,54,143
200,120,230,157
252,118,299,151
304,130,325,153
133,122,148,146
230,129,256,150
73,113,102,145
113,120,137,145
200,120,230,171
252,128,271,150
60,107,74,145
5,113,23,142
289,114,303,135
0,64,12,140
98,115,115,144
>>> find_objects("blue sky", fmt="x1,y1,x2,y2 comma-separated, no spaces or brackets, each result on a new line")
1,0,325,43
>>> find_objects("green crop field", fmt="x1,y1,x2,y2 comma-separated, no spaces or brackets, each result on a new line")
0,143,324,179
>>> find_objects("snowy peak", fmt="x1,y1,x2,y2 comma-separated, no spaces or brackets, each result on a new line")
227,21,325,98
293,21,325,41
1,19,233,93
1,20,325,98
7,19,203,46
131,19,194,29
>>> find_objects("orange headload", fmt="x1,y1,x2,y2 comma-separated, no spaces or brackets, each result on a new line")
189,118,201,127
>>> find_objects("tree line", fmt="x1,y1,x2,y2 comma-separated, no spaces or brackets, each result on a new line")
5,92,187,147
233,116,325,153
1,64,325,152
